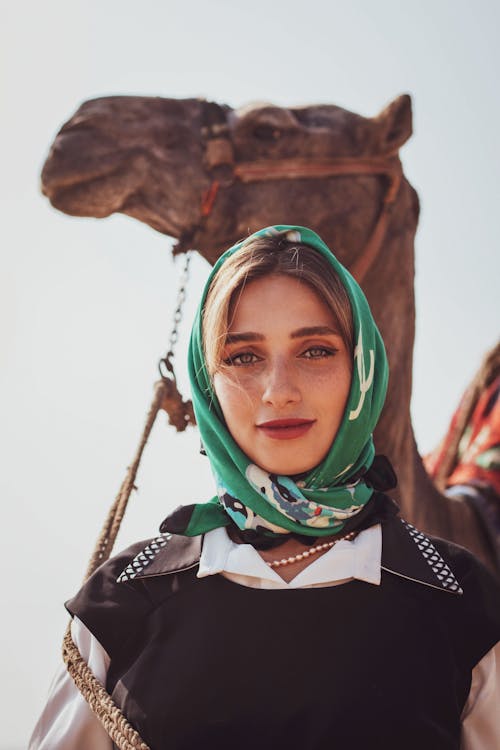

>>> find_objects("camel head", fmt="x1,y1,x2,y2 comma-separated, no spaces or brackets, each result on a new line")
41,94,417,265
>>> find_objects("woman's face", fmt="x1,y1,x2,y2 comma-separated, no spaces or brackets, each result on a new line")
213,274,352,476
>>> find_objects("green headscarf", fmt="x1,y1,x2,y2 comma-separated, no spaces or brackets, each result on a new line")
184,225,388,538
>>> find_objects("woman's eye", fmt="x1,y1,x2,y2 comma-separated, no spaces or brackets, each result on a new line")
223,352,260,366
302,346,336,359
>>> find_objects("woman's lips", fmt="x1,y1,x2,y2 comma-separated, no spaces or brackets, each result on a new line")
256,419,316,440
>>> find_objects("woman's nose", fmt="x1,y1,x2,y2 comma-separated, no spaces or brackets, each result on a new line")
261,359,301,408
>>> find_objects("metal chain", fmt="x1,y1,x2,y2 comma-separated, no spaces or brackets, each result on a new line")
159,252,191,379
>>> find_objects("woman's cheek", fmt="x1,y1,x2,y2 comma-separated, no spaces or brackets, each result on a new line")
214,372,257,413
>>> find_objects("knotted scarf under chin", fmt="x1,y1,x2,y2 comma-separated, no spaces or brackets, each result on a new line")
176,225,389,539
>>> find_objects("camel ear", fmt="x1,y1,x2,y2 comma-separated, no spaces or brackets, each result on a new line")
373,94,413,153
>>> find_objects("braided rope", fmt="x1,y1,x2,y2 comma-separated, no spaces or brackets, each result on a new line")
63,625,150,750
83,380,168,581
61,379,172,750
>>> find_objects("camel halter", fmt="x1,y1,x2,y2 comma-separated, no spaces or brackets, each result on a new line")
180,124,403,286
235,155,403,283
62,135,403,750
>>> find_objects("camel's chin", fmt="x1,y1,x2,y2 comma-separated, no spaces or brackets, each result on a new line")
45,181,121,218
43,159,140,215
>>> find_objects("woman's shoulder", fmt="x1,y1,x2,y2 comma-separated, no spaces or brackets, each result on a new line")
382,515,500,665
426,531,500,667
381,514,498,594
65,533,202,657
425,530,500,624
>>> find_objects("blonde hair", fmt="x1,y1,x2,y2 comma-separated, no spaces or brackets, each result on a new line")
202,236,354,377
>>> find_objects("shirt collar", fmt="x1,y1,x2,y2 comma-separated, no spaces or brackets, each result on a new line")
197,525,381,588
116,516,463,595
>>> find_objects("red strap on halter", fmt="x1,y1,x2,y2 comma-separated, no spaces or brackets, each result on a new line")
201,181,220,217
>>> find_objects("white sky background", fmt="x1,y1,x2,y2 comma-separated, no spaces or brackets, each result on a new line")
2,0,499,746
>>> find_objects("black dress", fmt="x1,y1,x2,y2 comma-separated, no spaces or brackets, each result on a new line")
67,514,500,750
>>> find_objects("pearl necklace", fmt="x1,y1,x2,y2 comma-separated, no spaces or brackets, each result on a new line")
267,530,357,568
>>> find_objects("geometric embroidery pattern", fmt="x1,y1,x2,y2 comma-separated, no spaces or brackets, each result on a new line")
117,534,172,583
401,520,463,595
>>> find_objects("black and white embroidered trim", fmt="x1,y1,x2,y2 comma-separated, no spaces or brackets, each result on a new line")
401,520,463,594
117,534,172,583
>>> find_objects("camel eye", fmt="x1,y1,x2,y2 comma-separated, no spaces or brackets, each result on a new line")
253,124,281,141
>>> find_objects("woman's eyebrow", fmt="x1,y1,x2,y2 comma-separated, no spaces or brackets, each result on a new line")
225,326,340,344
225,332,264,343
290,326,341,338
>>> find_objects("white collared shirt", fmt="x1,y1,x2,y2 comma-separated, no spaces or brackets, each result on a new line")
198,523,382,588
29,526,500,749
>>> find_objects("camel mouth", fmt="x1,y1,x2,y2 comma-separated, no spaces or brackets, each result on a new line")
41,163,130,217
42,166,115,196
41,124,125,194
42,156,122,194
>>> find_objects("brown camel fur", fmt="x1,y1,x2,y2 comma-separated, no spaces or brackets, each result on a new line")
41,94,499,572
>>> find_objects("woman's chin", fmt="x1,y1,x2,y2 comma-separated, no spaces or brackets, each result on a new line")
257,458,316,476
246,437,331,477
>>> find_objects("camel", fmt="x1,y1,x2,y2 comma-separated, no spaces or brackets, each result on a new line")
41,93,499,573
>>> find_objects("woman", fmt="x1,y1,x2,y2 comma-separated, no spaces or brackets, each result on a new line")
30,225,500,749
